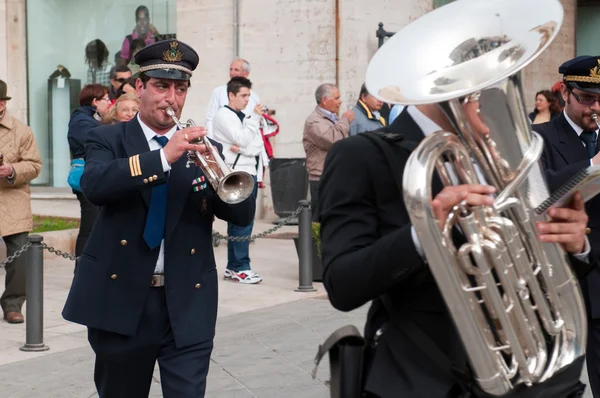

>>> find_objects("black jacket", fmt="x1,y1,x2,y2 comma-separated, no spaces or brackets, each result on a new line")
534,112,600,318
319,108,588,398
62,117,255,348
67,105,100,159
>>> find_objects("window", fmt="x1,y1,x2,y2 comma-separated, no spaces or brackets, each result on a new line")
433,0,456,9
26,1,176,186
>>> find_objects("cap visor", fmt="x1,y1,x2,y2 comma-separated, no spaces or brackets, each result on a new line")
143,69,190,81
569,82,600,94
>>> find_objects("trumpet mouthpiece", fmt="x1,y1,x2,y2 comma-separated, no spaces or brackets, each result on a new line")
165,107,175,117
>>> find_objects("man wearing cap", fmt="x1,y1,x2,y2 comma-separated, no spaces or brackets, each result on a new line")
0,80,42,325
534,55,600,397
62,40,255,398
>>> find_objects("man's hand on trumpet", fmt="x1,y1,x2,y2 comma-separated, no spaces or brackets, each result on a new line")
163,126,209,165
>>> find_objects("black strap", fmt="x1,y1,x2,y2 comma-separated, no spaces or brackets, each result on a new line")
311,325,364,378
232,154,241,169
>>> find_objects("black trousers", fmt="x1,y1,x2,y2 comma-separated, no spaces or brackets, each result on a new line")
310,180,320,222
87,288,213,398
75,191,98,260
0,232,28,313
587,317,600,398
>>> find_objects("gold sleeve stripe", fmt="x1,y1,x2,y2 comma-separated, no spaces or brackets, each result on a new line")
129,156,135,177
133,155,142,176
129,155,142,177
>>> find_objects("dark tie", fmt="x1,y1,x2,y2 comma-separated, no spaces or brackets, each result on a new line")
580,130,597,158
143,135,169,249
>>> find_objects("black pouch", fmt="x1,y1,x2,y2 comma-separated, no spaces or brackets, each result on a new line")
312,325,366,398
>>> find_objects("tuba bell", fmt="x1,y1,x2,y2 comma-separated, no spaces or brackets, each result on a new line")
365,0,587,395
165,107,255,204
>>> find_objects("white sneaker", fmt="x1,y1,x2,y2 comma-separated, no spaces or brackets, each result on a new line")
224,269,262,284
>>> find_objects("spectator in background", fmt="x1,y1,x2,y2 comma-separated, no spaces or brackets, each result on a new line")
127,39,146,76
303,83,353,221
67,84,111,268
0,79,42,324
108,65,132,101
349,83,386,136
85,39,113,86
108,92,140,123
388,104,405,125
119,5,158,66
529,89,561,124
205,59,261,138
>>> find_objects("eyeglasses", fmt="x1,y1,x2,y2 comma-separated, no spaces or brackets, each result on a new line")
115,78,128,83
566,86,600,107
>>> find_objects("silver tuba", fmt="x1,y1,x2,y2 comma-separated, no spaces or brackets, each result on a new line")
365,0,586,395
165,107,255,204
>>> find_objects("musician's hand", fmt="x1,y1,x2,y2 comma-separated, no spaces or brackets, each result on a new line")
537,192,588,254
0,162,14,178
163,127,208,165
230,144,240,153
253,104,265,116
432,184,496,229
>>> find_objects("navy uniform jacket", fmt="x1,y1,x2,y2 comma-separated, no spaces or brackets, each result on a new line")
62,117,255,347
534,112,600,318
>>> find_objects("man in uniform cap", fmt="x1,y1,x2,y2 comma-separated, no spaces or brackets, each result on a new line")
534,55,600,397
62,40,256,397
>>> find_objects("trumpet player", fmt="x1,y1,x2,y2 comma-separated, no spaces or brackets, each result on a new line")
62,40,255,398
535,55,600,398
319,103,592,398
212,76,265,284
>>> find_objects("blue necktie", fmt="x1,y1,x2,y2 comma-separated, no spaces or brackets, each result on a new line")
143,135,169,249
580,130,597,158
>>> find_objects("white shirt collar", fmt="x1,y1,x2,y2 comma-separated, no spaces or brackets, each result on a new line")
407,105,443,137
137,113,178,143
563,110,585,137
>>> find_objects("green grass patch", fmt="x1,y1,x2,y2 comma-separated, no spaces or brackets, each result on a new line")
32,215,80,233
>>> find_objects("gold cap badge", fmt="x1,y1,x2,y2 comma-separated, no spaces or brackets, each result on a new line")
163,41,184,63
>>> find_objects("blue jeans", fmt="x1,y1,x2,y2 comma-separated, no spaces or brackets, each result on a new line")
227,176,258,272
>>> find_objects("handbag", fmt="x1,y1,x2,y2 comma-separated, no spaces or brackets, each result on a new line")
312,325,366,398
67,158,85,192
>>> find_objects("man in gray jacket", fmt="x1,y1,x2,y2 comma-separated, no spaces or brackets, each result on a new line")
349,83,386,136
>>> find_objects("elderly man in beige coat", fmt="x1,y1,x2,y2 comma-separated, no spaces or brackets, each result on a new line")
303,83,354,220
0,80,42,324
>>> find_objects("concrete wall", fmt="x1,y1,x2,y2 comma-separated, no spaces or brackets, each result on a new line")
0,0,27,123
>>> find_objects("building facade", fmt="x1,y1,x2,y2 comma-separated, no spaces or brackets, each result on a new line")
0,0,596,217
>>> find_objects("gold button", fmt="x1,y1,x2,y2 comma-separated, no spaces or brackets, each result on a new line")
586,227,592,235
195,283,201,289
143,178,148,184
148,176,154,182
153,175,158,180
190,248,196,255
120,240,128,246
111,274,118,280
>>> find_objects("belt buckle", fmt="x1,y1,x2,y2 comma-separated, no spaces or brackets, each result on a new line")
151,274,164,287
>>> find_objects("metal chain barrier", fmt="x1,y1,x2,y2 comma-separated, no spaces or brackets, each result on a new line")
0,205,305,267
213,205,303,242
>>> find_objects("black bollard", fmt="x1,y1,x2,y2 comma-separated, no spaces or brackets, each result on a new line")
296,200,317,292
20,235,49,352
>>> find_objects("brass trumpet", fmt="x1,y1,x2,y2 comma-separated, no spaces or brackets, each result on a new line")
165,107,255,204
592,113,600,130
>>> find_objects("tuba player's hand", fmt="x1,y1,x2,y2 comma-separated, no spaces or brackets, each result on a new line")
536,192,588,254
162,126,208,165
432,184,496,229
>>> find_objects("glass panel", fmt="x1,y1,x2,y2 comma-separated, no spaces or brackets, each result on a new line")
26,0,176,186
433,0,456,9
576,5,600,56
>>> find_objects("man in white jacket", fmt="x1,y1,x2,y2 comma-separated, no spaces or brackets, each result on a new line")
205,59,260,139
212,76,265,284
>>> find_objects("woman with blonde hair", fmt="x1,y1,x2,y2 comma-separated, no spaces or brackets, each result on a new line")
109,92,140,123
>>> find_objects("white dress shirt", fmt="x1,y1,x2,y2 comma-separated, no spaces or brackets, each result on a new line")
137,114,177,274
405,106,590,262
205,85,260,138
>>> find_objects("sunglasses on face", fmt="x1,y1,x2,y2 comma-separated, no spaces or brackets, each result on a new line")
566,86,600,107
114,78,128,83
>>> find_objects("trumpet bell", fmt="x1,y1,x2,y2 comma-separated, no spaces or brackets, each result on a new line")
365,0,563,105
218,171,256,204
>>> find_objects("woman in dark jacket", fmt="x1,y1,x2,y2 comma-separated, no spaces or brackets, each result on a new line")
528,89,561,124
67,84,110,259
